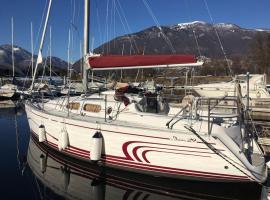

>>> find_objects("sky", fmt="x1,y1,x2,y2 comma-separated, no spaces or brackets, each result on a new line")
0,0,270,62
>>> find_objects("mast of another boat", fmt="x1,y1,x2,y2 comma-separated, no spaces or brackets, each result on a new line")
11,17,15,78
49,26,52,79
67,29,71,85
30,0,53,93
31,22,34,78
83,0,90,93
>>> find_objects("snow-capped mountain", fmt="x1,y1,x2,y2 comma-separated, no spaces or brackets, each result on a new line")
94,21,270,58
0,44,69,76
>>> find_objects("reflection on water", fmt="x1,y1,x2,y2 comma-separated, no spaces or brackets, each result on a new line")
0,101,268,200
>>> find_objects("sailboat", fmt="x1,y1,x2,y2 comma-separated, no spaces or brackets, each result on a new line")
192,74,268,98
190,74,270,121
25,0,267,183
0,17,19,99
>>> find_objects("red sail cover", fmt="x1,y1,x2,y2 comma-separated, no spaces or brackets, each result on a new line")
88,54,197,70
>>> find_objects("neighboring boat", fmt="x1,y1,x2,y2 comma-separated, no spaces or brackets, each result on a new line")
25,0,267,184
27,135,265,200
0,83,17,99
0,18,20,99
191,74,270,121
192,74,268,99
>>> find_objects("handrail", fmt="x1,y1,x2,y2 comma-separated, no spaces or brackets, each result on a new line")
166,104,188,129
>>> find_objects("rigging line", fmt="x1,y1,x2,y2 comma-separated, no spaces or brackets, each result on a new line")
34,0,48,53
114,2,136,54
95,3,105,54
116,0,138,51
39,45,50,84
135,69,140,82
71,0,76,62
203,0,233,77
115,0,139,54
22,61,31,91
185,0,202,57
184,125,263,184
22,0,48,87
142,0,176,54
70,0,82,48
109,0,115,51
72,0,76,24
106,0,110,54
67,0,75,66
22,23,35,90
113,0,116,48
109,0,115,52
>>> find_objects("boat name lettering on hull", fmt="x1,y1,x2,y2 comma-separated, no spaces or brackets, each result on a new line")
170,136,196,142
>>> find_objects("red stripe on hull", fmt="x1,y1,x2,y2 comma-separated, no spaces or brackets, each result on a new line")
31,131,250,182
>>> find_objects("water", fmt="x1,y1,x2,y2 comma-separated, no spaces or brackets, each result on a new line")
0,100,269,200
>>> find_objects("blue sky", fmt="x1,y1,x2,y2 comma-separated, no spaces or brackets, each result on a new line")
0,0,270,62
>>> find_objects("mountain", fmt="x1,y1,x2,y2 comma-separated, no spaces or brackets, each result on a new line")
94,21,270,58
0,44,69,76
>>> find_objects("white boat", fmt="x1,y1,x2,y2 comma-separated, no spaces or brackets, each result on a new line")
0,18,21,99
193,74,268,98
25,0,267,184
0,83,17,98
25,87,267,183
27,135,266,200
191,74,270,120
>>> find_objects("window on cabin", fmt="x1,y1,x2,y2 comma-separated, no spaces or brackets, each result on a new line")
83,104,101,113
66,102,80,110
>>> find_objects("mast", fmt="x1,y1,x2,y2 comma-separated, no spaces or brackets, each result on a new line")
80,40,83,79
11,17,15,78
30,0,53,93
31,22,34,78
83,0,90,92
67,29,71,84
49,26,52,78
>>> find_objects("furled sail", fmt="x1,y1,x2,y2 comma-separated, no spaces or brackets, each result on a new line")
88,54,203,71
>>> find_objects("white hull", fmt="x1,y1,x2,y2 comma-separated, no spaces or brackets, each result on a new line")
27,136,265,200
193,74,269,99
25,99,267,183
0,83,19,99
0,89,16,98
193,86,269,99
